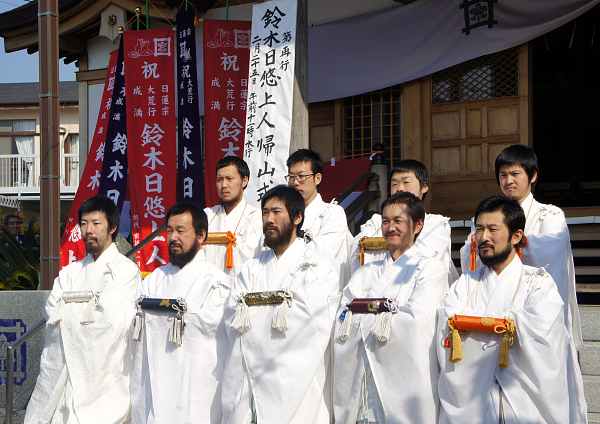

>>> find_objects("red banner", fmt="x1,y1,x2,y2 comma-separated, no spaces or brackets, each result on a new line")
60,49,119,268
203,20,251,206
124,29,177,274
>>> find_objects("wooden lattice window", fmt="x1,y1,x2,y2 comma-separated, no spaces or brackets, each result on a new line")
343,85,402,169
432,47,519,104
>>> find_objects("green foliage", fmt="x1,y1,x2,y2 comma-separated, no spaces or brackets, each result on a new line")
0,220,40,290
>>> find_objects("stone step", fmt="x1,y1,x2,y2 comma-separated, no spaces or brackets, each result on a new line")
585,375,600,414
581,341,600,376
590,412,600,424
580,305,600,342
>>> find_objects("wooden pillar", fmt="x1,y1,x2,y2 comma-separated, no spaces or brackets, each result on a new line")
400,78,424,162
39,0,61,289
289,0,308,153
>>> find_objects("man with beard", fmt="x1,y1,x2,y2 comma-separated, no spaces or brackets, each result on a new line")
334,192,449,424
349,159,457,284
221,185,341,424
25,196,141,424
286,149,352,288
437,196,578,424
131,203,230,424
459,145,586,422
204,156,262,283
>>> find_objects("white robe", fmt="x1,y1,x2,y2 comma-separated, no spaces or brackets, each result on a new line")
303,193,352,289
131,249,230,424
458,194,587,423
349,213,458,284
25,244,140,424
221,238,341,424
204,200,262,283
459,193,582,348
437,256,572,424
334,247,449,424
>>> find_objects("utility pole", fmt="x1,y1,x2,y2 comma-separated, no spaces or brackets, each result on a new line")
289,0,308,153
38,0,60,289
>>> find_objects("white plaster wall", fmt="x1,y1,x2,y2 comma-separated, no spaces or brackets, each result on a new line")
88,83,104,151
87,35,117,70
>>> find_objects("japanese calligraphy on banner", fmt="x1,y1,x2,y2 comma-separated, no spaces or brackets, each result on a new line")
203,19,251,206
60,49,119,268
124,28,177,273
244,0,296,207
177,10,205,207
98,39,128,210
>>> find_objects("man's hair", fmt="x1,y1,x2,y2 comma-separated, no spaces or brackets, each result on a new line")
494,145,539,192
474,195,526,250
390,159,430,200
3,213,20,226
286,149,323,190
78,196,120,241
165,202,208,237
216,155,250,184
261,184,305,236
380,191,425,240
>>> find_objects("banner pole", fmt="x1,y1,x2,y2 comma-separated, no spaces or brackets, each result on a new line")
226,0,229,20
146,0,149,29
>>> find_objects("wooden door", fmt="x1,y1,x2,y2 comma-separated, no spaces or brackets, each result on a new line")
417,44,531,219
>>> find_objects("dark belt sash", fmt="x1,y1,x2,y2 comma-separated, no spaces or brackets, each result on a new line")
133,296,187,345
347,297,396,313
337,297,400,342
339,297,400,322
139,297,187,312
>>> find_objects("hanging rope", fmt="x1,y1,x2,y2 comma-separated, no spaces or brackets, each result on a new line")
199,0,223,23
322,150,384,161
235,0,252,16
149,1,177,28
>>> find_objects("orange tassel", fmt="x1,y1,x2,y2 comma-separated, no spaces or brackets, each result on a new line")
226,242,234,268
204,231,237,268
225,231,236,269
470,234,477,271
517,235,527,260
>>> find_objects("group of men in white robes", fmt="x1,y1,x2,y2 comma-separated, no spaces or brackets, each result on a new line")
26,144,587,424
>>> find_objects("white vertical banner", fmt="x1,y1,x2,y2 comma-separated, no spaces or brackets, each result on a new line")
244,0,297,208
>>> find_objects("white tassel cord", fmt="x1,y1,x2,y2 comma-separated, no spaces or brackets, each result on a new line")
169,315,183,346
337,309,352,341
272,300,290,332
80,294,98,324
132,312,143,342
370,311,393,343
47,297,65,325
231,298,252,334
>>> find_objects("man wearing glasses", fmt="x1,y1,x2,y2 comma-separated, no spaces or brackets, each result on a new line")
286,149,352,289
3,213,25,246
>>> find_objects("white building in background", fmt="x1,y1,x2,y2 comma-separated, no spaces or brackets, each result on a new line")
0,81,79,210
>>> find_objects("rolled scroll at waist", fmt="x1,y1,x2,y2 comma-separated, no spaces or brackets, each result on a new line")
203,232,236,245
347,298,398,314
449,314,513,333
139,298,186,312
61,291,94,303
243,290,291,306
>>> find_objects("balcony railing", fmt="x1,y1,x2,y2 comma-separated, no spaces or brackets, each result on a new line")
0,153,79,197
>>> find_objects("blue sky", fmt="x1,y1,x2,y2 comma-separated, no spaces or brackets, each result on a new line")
0,1,77,83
